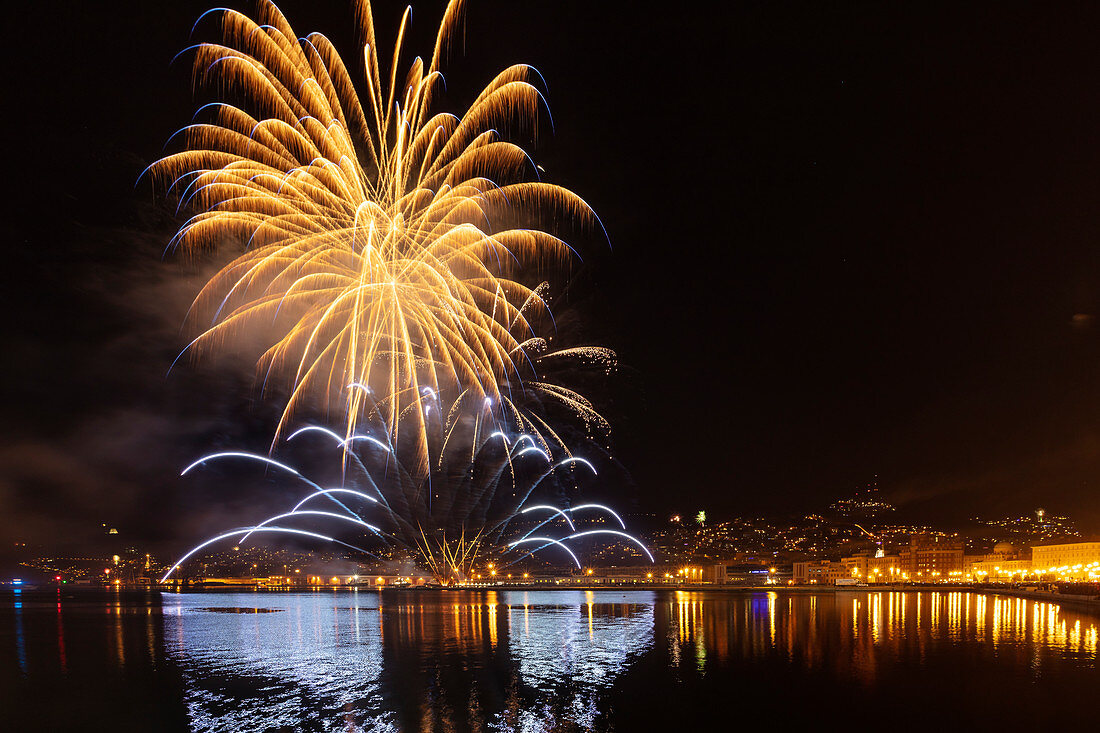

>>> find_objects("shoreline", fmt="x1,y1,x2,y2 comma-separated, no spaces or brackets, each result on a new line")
5,583,1098,615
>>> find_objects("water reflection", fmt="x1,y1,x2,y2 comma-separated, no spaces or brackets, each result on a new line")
660,590,1097,685
3,590,1097,731
162,590,655,731
164,591,386,730
506,591,653,730
1,591,186,731
13,593,26,674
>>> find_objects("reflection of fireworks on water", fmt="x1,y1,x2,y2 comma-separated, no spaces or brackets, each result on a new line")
162,390,650,582
148,0,607,470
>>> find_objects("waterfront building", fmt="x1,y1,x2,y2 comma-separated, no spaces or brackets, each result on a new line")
662,563,735,584
793,560,849,585
793,555,904,585
966,559,1032,581
899,534,964,580
1030,541,1100,579
965,542,1031,580
841,553,902,583
703,563,728,583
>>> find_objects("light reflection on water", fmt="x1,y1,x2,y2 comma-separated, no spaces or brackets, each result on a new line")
162,590,655,731
664,591,1097,679
4,590,1097,731
163,592,388,730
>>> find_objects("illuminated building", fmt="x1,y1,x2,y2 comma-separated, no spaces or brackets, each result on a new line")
661,564,728,584
793,560,849,585
965,542,1031,580
702,563,727,583
842,553,902,583
899,534,964,580
1031,542,1100,580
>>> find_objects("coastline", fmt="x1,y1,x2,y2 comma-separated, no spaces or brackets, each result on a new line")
6,583,1098,616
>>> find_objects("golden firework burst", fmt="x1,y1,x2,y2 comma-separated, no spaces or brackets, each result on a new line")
150,0,605,469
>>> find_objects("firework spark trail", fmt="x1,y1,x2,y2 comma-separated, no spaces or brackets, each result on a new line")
180,451,301,477
166,416,651,580
291,488,378,510
247,509,382,536
520,504,575,530
159,526,373,582
497,526,654,570
149,0,611,471
564,529,655,563
152,3,640,580
181,450,356,515
508,501,624,545
505,537,582,570
236,492,380,544
503,506,646,567
567,503,626,529
287,424,398,515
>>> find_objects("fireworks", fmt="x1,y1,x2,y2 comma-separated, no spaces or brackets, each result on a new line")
163,398,650,581
153,1,637,577
149,0,606,468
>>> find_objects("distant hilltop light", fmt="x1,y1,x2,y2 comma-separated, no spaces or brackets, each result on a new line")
108,528,118,535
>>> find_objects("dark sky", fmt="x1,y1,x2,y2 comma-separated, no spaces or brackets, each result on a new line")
4,0,1100,552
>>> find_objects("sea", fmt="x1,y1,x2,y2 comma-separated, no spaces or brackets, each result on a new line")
2,588,1097,731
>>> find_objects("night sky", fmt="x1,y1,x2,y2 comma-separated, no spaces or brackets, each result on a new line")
5,0,1100,552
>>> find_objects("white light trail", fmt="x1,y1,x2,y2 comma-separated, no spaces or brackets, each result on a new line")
180,452,300,477
341,434,391,452
287,425,344,444
287,426,391,453
520,504,575,530
554,457,597,475
159,527,360,582
566,529,654,562
510,434,537,452
242,510,380,543
512,446,551,462
506,537,582,569
568,503,626,529
291,488,378,512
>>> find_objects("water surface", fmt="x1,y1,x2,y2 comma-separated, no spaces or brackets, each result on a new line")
3,589,1097,731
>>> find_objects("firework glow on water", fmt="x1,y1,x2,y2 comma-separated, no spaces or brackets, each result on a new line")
153,0,646,576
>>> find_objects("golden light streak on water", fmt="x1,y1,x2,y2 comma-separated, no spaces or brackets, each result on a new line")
113,601,125,669
767,591,776,646
585,590,594,640
992,594,1001,647
870,592,881,643
488,598,498,647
